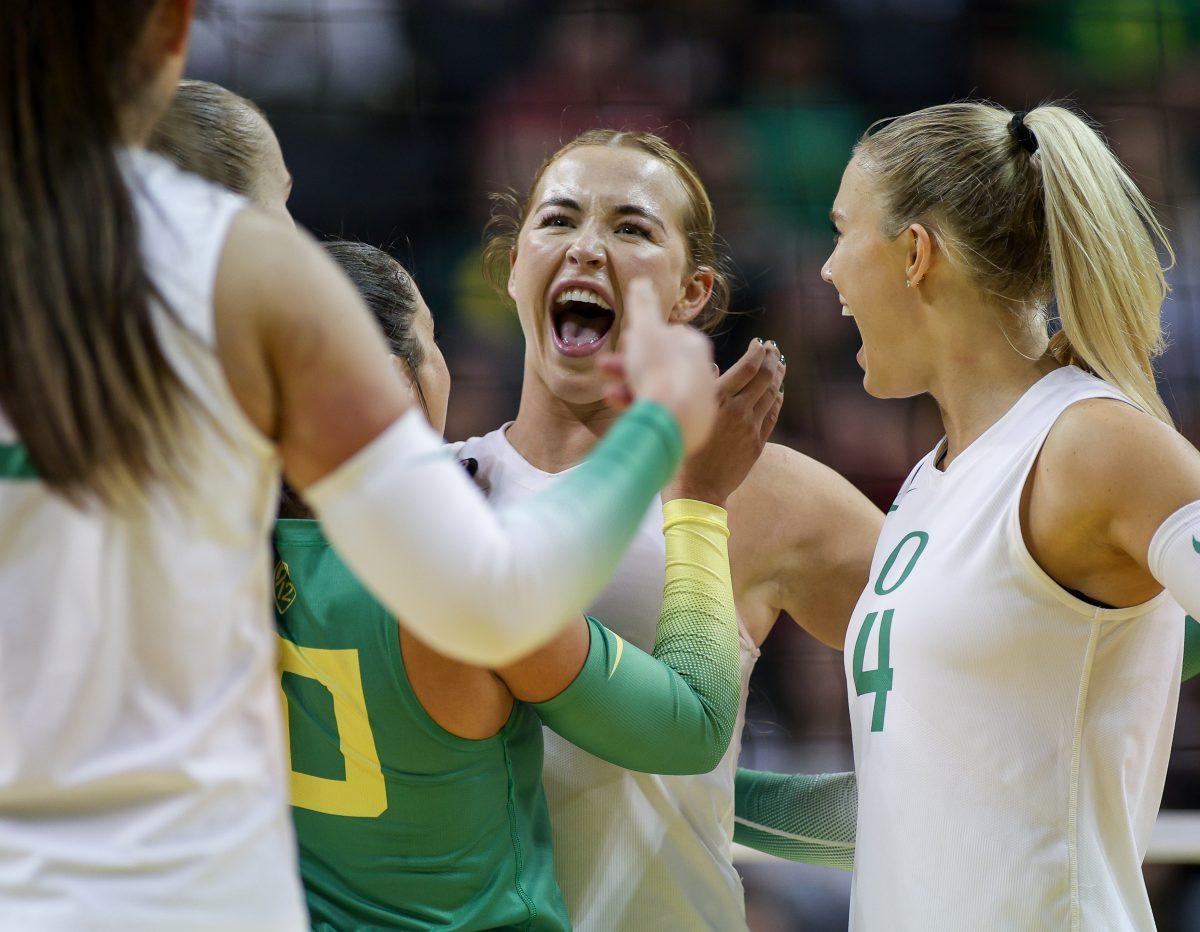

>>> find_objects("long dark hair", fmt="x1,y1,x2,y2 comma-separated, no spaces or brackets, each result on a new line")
279,241,426,519
0,0,192,503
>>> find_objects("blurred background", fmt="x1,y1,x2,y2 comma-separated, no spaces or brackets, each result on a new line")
187,1,1200,928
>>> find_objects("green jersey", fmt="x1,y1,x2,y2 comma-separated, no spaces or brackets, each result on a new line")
274,519,567,931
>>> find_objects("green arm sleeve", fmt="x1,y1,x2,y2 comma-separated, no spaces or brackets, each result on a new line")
308,399,683,668
1185,615,1200,682
531,499,741,775
733,768,857,871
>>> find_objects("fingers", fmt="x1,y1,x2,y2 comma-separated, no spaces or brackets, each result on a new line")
736,343,781,410
717,338,767,396
752,350,785,419
760,389,784,444
622,278,666,338
603,382,635,411
597,353,627,381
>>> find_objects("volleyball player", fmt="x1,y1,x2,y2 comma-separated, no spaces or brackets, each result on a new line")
461,129,884,929
148,78,294,222
270,240,785,929
819,102,1200,928
0,4,719,927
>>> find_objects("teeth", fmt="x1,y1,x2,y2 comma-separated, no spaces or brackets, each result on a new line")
556,288,612,312
841,306,854,317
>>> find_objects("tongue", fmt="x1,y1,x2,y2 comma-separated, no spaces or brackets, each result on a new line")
559,310,607,346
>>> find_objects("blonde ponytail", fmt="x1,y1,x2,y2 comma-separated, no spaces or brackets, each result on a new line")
1027,106,1173,423
856,101,1174,425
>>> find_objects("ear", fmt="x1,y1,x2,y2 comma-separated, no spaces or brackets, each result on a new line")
156,0,195,55
506,246,518,301
905,222,934,289
669,267,715,325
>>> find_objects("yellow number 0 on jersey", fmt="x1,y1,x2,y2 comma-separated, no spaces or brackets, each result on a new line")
278,639,387,817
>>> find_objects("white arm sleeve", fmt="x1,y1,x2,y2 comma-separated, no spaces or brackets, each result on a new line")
304,405,681,667
1147,499,1200,619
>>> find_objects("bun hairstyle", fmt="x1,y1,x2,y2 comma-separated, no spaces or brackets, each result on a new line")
322,241,428,412
483,129,732,333
280,240,426,519
0,0,194,504
148,80,270,201
856,101,1173,424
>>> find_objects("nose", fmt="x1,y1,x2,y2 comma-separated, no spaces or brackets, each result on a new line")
566,228,605,270
820,256,834,285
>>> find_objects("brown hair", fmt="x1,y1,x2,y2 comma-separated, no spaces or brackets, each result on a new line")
279,241,427,519
148,79,268,200
483,129,731,332
322,241,427,411
0,0,195,503
855,101,1172,423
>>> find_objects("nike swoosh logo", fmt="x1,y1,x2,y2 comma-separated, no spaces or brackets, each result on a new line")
607,635,625,680
1194,536,1200,555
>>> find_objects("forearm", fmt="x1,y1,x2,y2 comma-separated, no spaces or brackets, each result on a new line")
531,500,741,774
733,768,857,870
306,401,681,667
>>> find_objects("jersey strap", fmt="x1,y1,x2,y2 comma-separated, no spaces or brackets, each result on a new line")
0,443,37,479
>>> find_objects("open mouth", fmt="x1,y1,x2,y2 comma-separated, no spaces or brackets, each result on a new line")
549,288,616,358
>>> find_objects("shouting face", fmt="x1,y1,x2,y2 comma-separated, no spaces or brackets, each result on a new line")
508,144,712,405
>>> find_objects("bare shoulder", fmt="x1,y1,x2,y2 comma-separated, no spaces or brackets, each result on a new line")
1037,398,1200,517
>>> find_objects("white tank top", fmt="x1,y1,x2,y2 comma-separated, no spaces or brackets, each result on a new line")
458,426,760,931
0,150,307,930
845,367,1183,931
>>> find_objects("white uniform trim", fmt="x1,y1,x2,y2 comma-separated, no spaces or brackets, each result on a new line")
0,151,307,930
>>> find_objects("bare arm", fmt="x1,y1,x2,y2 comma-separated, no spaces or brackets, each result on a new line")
730,444,883,648
213,211,717,667
1026,398,1200,611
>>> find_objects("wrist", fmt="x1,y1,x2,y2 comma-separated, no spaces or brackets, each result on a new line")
663,482,728,508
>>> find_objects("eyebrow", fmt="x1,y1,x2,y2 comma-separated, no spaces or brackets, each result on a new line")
533,197,667,233
534,196,580,213
615,204,666,232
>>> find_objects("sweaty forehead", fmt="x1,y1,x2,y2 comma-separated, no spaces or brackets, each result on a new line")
535,146,690,228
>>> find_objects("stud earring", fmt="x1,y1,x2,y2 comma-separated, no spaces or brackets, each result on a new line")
905,279,911,288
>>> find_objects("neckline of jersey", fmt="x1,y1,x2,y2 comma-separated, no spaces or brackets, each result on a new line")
927,366,1072,480
496,422,584,482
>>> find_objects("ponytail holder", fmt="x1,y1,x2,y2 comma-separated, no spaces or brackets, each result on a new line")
1009,110,1039,155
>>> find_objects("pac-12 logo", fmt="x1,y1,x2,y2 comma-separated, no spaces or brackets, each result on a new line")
274,560,297,615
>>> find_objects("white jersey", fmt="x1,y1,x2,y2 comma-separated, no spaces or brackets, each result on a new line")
0,151,307,930
846,367,1183,931
458,427,759,931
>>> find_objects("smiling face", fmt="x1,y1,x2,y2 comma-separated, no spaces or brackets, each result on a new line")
822,158,930,399
507,144,712,405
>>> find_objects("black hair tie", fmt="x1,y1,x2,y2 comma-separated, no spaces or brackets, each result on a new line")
1009,110,1039,155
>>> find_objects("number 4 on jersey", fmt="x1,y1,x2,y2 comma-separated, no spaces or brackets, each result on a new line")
853,609,894,732
852,531,928,733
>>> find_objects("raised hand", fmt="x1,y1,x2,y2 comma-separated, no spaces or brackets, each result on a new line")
599,278,717,456
664,338,784,507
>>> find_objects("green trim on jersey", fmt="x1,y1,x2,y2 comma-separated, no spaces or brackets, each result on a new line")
1185,616,1200,682
274,519,567,932
0,444,37,479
